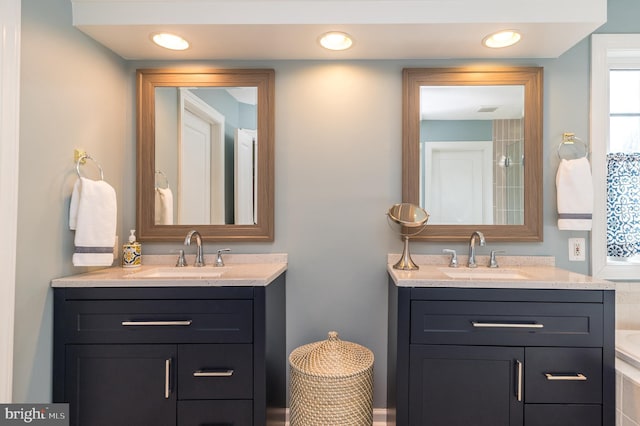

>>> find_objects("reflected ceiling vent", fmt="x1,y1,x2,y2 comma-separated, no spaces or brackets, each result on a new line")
477,106,499,113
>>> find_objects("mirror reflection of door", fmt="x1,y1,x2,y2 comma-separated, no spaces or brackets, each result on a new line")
235,128,257,224
179,89,225,225
423,141,493,224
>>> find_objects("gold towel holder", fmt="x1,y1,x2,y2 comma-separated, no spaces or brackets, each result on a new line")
557,132,589,160
75,153,104,180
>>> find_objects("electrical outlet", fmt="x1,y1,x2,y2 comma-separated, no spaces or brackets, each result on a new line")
568,238,586,261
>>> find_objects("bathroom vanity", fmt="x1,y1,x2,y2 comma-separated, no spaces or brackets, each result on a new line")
52,255,287,426
387,255,615,426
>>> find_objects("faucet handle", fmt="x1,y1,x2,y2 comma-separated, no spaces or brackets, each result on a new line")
215,248,231,267
443,249,458,268
489,250,505,268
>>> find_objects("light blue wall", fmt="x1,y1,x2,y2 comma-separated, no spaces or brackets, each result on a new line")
16,0,128,402
14,0,640,408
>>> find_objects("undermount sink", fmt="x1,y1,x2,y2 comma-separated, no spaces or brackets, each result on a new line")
131,267,226,279
438,267,529,280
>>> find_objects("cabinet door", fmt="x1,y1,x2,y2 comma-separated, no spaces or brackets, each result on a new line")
409,345,524,426
66,345,177,426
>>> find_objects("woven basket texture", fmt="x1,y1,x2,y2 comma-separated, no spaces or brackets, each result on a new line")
289,331,374,426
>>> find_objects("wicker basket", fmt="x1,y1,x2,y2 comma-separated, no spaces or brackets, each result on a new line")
289,331,374,426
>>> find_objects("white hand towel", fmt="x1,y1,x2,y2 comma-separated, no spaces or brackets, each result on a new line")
556,157,593,230
155,187,174,225
70,177,117,266
69,179,80,230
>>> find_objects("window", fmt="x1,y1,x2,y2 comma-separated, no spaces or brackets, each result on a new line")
591,34,640,279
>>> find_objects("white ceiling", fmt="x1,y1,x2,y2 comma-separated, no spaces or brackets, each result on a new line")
71,0,607,60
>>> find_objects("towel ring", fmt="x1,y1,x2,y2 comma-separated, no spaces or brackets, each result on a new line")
155,170,170,189
557,133,589,160
76,154,104,180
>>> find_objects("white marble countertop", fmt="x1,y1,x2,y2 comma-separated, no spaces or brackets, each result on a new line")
52,254,287,288
387,254,615,290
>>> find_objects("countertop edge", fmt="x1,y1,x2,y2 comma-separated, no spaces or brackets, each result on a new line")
387,262,616,291
51,254,288,288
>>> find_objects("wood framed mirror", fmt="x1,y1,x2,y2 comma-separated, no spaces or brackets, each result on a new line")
137,68,274,241
402,66,543,242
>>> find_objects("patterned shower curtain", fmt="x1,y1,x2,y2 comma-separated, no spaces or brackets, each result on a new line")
607,152,640,258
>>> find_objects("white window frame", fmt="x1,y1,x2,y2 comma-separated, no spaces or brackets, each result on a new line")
0,0,20,402
591,34,640,280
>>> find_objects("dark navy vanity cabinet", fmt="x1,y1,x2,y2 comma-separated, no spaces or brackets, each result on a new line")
387,282,615,426
53,276,286,426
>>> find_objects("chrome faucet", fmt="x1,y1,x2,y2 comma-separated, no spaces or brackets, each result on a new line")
184,230,205,267
467,231,486,268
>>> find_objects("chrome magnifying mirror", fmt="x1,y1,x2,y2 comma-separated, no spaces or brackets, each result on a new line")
387,203,429,270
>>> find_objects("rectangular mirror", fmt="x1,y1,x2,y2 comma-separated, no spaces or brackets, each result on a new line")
137,68,274,241
403,67,543,241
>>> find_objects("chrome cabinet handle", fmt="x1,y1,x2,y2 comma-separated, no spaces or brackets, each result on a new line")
516,360,523,402
472,321,544,329
545,373,587,381
193,369,234,377
121,320,193,327
165,359,171,399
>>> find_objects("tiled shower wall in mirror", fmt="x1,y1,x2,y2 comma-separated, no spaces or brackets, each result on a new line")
493,118,524,225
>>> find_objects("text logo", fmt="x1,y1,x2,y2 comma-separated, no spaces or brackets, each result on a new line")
0,405,68,426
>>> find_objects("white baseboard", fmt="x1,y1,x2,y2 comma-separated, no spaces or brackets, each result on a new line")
285,408,387,425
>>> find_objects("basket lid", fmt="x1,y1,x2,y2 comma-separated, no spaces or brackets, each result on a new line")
289,331,374,378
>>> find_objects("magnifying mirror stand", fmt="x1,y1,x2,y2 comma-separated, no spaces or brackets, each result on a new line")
394,235,419,270
387,203,429,271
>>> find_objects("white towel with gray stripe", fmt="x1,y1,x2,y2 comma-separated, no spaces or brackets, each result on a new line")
69,177,117,266
556,157,593,230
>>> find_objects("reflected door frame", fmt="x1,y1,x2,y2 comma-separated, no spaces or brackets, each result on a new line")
179,89,225,224
235,128,257,224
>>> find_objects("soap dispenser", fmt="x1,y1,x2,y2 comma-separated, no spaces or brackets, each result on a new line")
122,229,142,268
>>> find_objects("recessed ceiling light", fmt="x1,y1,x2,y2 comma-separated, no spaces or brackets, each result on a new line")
482,30,521,49
151,33,190,51
319,32,354,51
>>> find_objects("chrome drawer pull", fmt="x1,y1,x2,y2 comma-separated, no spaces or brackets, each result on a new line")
121,320,193,327
165,359,171,399
471,321,544,329
193,369,234,377
545,373,587,381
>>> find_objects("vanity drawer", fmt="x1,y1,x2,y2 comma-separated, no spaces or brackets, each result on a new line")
60,299,253,344
524,404,602,426
178,344,253,400
525,347,602,404
410,301,603,346
178,400,252,426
